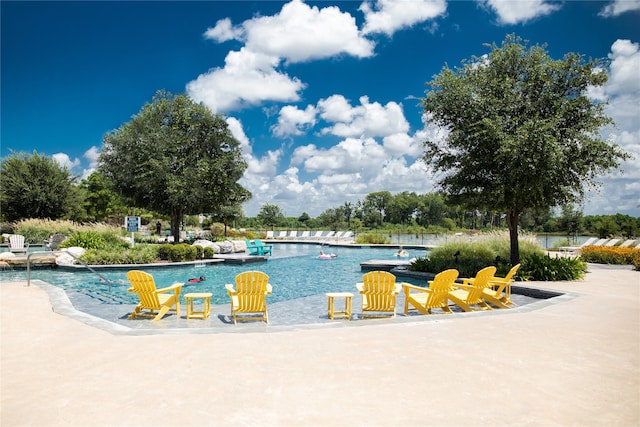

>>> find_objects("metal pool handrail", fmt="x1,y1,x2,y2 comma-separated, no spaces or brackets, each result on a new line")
27,250,116,291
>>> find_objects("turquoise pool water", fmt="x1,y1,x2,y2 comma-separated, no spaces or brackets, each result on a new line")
0,244,429,306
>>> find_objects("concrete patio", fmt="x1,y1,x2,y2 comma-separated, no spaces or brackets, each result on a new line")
1,263,638,426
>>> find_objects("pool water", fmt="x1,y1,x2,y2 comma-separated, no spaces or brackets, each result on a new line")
0,244,429,306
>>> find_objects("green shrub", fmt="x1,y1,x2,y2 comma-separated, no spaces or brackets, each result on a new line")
169,244,197,262
193,245,204,259
158,244,173,260
521,253,586,281
59,231,108,250
203,246,214,259
79,245,158,265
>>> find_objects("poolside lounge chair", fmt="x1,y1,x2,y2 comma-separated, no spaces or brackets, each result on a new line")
225,271,272,324
356,271,402,319
619,239,636,248
604,238,620,247
559,237,598,253
126,270,183,322
403,269,459,315
9,234,28,254
298,230,310,240
265,230,275,239
448,266,497,312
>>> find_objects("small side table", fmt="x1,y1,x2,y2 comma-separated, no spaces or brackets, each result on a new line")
185,292,212,320
326,292,353,320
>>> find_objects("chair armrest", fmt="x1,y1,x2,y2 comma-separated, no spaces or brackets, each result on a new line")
402,283,430,294
393,283,402,295
452,283,473,290
355,283,365,293
461,278,475,285
225,284,237,295
267,284,273,294
156,282,183,293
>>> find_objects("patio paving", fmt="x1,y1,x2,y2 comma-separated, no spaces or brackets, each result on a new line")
1,263,638,426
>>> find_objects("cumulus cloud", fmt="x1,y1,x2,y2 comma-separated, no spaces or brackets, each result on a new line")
271,105,317,137
583,39,640,215
52,153,80,170
599,0,640,17
188,0,376,113
319,95,410,138
360,0,447,36
204,18,243,42
187,48,304,113
478,0,561,25
242,0,374,63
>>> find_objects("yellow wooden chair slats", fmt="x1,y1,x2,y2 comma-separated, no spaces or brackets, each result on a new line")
126,270,183,322
225,271,272,324
356,271,401,318
403,269,459,315
448,266,496,312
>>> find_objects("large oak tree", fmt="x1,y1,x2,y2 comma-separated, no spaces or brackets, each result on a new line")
422,35,630,264
99,91,250,243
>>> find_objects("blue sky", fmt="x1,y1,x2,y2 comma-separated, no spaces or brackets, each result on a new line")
2,0,639,218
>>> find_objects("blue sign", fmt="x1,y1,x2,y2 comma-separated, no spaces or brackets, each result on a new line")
126,216,140,232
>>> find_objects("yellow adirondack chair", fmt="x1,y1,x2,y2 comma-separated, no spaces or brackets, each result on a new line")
225,271,272,324
126,270,183,322
463,264,521,308
403,269,459,315
448,266,497,312
485,263,521,308
356,271,401,318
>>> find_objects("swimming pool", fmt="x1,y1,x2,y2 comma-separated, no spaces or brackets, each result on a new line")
0,244,430,306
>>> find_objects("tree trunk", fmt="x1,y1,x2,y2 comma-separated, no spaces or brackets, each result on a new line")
170,208,184,244
506,209,521,265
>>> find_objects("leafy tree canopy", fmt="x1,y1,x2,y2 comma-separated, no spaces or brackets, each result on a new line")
99,90,250,242
0,151,79,222
257,203,285,228
422,34,630,263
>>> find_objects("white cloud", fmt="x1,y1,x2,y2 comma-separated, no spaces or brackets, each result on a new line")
204,18,243,42
186,48,304,113
319,95,410,138
478,0,561,25
606,39,640,96
583,39,640,216
599,0,640,17
52,153,80,170
187,0,376,113
243,0,374,63
360,0,447,36
271,105,317,137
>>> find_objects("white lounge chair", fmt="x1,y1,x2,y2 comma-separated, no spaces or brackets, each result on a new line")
604,238,620,247
618,239,635,248
559,237,598,253
298,230,310,240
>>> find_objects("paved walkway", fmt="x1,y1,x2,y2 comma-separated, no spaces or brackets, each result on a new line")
1,264,639,426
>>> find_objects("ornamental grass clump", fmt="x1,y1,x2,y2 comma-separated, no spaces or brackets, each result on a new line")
408,232,543,278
